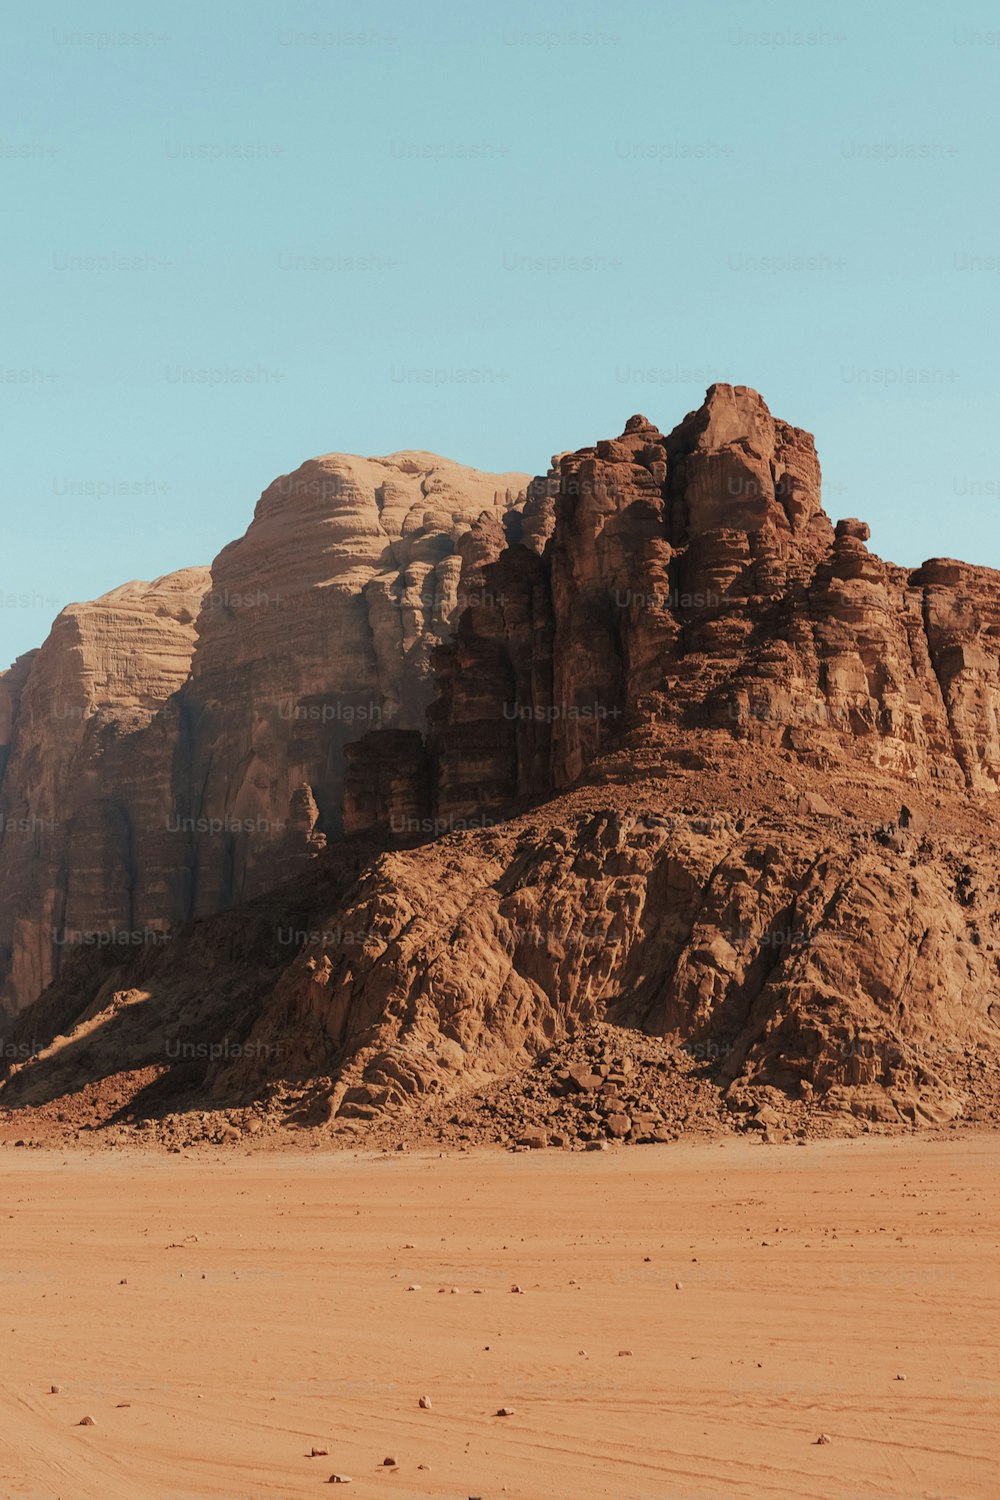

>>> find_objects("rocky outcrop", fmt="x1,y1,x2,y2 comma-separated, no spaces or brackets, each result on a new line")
346,385,1000,838
216,767,1000,1133
4,384,1000,1145
6,736,1000,1140
175,451,528,914
0,452,529,1013
408,384,841,826
426,528,553,824
221,384,1000,1130
0,570,209,1015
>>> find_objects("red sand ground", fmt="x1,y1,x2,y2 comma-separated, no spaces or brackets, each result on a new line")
0,1134,997,1499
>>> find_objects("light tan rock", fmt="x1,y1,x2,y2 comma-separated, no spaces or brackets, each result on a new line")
0,454,528,1014
0,569,209,1011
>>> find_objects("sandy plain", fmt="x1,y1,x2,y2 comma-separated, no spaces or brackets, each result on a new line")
0,1135,996,1500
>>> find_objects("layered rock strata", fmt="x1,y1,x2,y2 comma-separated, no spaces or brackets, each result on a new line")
0,453,528,1012
4,386,1000,1144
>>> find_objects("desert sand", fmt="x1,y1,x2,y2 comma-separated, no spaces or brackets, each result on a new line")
1,1135,997,1500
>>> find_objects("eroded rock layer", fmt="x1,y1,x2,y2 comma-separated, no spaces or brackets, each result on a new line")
0,571,209,1013
0,453,529,1012
346,385,1000,836
3,385,1000,1143
177,451,528,914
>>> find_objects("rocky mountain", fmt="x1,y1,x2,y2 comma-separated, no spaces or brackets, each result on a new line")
3,384,1000,1146
0,452,529,1014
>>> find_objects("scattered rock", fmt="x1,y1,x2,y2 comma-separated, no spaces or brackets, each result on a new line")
567,1064,604,1093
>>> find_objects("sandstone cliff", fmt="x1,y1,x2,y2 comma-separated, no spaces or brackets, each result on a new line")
345,385,1000,836
0,453,529,1013
0,570,209,1014
179,451,527,916
3,386,1000,1147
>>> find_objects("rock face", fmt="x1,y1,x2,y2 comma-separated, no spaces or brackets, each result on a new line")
0,571,209,1014
175,450,528,915
345,385,1000,836
0,652,37,786
214,770,1000,1134
229,384,1000,1125
0,452,529,1013
4,384,1000,1143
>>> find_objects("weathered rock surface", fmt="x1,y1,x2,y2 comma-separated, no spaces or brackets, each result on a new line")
0,570,209,1013
0,452,528,1013
5,751,1000,1144
570,393,988,794
345,385,1000,841
4,385,1000,1145
180,451,528,913
211,760,1000,1137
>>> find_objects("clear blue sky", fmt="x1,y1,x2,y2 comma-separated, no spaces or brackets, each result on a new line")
3,0,999,667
